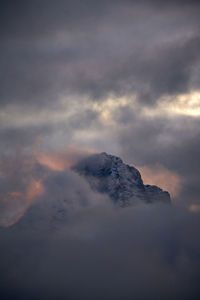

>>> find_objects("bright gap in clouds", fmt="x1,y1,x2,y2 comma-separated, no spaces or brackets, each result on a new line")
82,91,200,125
0,91,199,130
143,91,200,118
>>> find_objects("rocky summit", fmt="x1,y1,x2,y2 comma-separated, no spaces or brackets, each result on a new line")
73,152,171,206
3,152,171,231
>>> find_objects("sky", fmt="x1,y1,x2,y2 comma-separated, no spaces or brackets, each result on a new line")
0,1,200,299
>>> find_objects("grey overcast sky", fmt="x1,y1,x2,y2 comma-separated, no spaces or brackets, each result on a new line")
1,0,200,207
0,2,200,298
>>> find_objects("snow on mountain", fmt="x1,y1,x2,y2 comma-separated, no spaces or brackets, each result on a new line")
73,152,171,205
4,152,171,231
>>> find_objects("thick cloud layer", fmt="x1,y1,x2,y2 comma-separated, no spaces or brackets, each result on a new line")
0,152,199,299
0,184,200,299
1,0,200,108
1,1,200,299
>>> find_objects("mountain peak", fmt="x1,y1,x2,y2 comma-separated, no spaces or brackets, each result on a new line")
73,152,171,205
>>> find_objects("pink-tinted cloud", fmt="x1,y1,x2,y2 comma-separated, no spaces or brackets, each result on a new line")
138,164,181,200
189,204,200,213
35,144,95,171
0,144,95,227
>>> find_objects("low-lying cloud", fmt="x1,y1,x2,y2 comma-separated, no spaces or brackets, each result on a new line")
0,200,200,300
0,1,200,298
0,144,199,299
0,144,94,226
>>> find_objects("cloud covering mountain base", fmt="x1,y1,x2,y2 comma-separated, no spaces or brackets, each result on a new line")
0,203,200,300
1,1,200,298
0,159,199,300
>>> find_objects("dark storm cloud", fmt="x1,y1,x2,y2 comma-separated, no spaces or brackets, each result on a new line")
126,36,200,104
0,145,199,299
0,181,200,299
0,1,200,297
0,0,199,205
0,0,110,38
114,107,200,204
0,0,200,108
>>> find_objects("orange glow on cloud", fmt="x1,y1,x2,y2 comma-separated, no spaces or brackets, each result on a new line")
35,144,95,171
26,179,44,202
36,151,72,171
0,180,44,227
0,192,26,227
189,204,200,213
9,191,25,198
138,164,181,199
0,144,95,227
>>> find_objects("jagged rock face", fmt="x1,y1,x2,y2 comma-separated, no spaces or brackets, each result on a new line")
73,152,171,205
4,152,171,231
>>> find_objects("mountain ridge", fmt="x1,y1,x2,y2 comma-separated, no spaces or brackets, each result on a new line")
2,152,171,231
73,152,171,205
